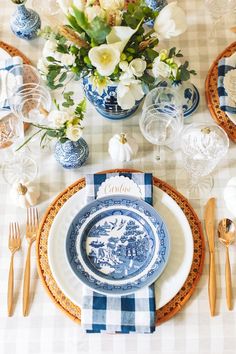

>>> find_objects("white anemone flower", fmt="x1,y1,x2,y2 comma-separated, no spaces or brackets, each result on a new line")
154,1,187,39
88,44,121,77
129,58,146,78
117,79,144,110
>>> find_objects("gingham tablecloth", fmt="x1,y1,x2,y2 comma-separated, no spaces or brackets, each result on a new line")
1,1,236,353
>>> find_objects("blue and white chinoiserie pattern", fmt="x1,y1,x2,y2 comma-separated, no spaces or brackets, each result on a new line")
82,77,143,120
10,4,41,40
54,138,89,169
156,80,200,118
66,195,170,295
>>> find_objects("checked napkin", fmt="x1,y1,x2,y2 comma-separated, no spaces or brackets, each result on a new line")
218,56,236,114
0,56,23,111
81,172,156,334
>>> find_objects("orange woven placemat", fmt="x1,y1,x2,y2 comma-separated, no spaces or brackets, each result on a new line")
205,41,236,142
36,169,205,326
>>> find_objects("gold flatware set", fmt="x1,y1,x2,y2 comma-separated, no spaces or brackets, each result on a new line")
7,207,38,317
204,198,236,316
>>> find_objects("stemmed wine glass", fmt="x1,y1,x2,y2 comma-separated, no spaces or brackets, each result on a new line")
205,0,236,39
139,87,183,169
0,113,37,185
177,123,229,199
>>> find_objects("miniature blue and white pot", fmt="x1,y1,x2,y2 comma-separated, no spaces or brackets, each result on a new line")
10,3,41,40
82,77,143,120
54,138,89,169
157,79,200,119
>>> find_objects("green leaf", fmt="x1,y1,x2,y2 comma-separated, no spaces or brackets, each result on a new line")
57,43,69,54
168,47,176,58
59,72,67,82
46,130,58,138
59,138,68,144
46,56,57,62
67,14,84,33
140,73,155,85
86,17,111,44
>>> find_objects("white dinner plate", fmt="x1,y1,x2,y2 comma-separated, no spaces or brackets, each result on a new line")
47,185,194,310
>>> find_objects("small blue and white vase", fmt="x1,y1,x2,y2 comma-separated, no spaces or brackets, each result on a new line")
10,0,41,40
157,79,200,119
82,77,143,120
54,138,89,169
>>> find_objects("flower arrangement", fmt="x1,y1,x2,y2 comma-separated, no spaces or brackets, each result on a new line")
18,93,86,150
38,0,196,111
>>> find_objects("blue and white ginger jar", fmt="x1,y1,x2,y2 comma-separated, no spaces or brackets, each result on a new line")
10,3,41,40
54,138,89,169
82,77,143,120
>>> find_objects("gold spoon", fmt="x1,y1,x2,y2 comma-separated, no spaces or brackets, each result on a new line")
218,218,236,310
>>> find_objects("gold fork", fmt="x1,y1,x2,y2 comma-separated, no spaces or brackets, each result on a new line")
23,207,39,316
8,222,21,317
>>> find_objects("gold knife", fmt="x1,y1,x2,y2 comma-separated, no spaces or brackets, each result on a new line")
204,197,216,316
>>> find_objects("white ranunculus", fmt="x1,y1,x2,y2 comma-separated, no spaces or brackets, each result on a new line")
48,110,70,128
129,58,146,78
88,44,121,76
100,0,124,11
154,1,187,39
85,5,105,23
57,0,85,14
59,53,75,66
66,125,82,141
117,79,144,110
152,58,171,78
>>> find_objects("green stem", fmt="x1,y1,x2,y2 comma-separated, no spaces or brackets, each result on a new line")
15,129,42,152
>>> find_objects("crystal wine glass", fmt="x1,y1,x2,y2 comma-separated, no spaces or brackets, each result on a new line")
139,95,183,178
177,123,229,199
205,0,236,39
0,113,37,185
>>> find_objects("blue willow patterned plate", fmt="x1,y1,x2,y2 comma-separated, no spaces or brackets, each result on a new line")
65,195,170,295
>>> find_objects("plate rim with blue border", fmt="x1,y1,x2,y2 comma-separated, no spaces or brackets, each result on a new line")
65,194,170,296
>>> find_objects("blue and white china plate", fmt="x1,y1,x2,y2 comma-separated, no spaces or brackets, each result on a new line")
65,195,170,295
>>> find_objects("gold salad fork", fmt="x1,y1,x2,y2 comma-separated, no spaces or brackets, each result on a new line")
23,207,38,316
8,222,21,317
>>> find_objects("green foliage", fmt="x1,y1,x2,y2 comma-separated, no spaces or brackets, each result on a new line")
71,6,111,44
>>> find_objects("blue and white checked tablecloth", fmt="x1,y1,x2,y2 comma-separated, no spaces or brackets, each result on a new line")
218,56,236,114
81,173,156,334
0,55,23,111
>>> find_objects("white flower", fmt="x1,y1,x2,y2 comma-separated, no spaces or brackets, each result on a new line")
100,0,124,11
42,39,58,58
106,9,123,26
88,44,120,76
85,5,105,23
106,26,137,53
129,58,146,78
154,1,187,39
59,53,75,66
66,125,83,141
119,61,129,72
48,110,70,128
152,58,171,78
57,0,85,14
117,79,144,110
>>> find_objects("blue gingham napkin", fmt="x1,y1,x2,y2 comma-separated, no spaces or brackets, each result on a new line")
0,56,23,111
218,57,236,114
81,172,156,334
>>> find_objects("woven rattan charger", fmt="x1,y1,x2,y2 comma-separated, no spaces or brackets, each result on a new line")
36,169,205,326
205,41,236,142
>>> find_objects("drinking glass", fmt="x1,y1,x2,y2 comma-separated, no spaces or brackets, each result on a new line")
0,113,37,185
205,0,236,39
177,123,229,199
